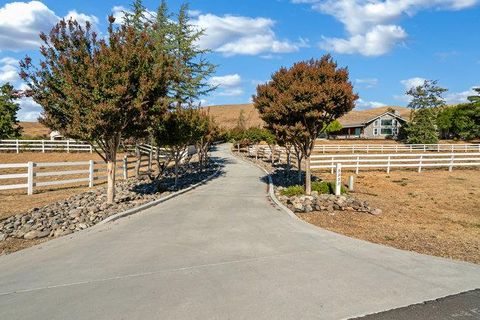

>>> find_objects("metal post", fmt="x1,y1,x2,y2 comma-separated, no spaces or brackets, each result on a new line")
335,163,342,196
348,175,354,192
89,160,94,188
27,162,34,195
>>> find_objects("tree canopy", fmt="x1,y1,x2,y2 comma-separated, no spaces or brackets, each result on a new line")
0,83,22,139
254,55,357,194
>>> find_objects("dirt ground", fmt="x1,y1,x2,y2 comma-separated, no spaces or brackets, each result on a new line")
0,152,137,220
299,168,480,264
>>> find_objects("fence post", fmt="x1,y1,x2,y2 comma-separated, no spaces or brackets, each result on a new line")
348,175,354,192
67,140,70,153
366,145,369,153
27,162,34,195
418,155,423,173
330,157,334,174
90,145,93,153
356,156,360,174
16,139,19,153
89,160,94,188
42,140,45,153
449,154,454,172
387,156,391,174
335,163,342,196
123,156,128,180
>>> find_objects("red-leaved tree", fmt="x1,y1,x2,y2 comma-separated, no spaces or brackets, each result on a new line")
254,55,358,194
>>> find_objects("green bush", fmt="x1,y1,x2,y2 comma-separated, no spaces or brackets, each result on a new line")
311,181,347,195
279,181,347,197
280,185,304,197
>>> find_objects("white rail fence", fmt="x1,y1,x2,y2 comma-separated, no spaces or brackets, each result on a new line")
310,152,480,174
0,139,93,153
313,143,480,153
0,157,136,195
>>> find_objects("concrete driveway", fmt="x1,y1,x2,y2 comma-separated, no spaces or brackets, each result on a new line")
0,144,479,319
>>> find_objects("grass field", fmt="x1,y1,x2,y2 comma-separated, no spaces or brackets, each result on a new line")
300,168,480,264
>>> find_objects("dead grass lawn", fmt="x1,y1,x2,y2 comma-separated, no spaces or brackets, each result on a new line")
299,168,480,264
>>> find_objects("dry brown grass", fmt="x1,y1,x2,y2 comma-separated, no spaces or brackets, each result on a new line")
300,168,480,264
0,152,136,220
19,122,50,138
205,104,263,129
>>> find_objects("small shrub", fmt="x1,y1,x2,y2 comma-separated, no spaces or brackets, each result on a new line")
312,181,347,194
280,185,304,197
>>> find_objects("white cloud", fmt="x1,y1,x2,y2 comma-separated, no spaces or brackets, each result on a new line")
400,77,427,90
0,56,19,84
356,98,385,109
193,14,307,56
321,25,407,56
0,1,98,52
355,78,378,88
393,77,427,102
17,97,42,121
445,86,480,104
294,0,478,56
209,74,241,87
209,74,244,97
64,10,99,31
110,5,155,25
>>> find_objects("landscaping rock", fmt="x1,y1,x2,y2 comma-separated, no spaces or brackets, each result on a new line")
0,162,217,243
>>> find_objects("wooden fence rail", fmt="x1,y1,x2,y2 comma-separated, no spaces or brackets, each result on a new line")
0,139,93,153
310,152,480,174
313,143,480,153
0,156,136,195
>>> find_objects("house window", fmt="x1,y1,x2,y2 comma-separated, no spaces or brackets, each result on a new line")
381,128,392,135
373,128,379,136
381,119,393,126
374,120,379,127
392,119,397,126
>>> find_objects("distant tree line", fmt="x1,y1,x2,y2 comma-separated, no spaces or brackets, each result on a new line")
402,80,480,144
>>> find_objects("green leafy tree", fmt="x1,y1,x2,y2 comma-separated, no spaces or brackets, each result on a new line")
167,2,216,108
20,16,171,203
254,55,357,194
153,107,202,187
437,104,480,140
323,120,342,138
193,109,219,171
0,83,22,139
404,80,446,144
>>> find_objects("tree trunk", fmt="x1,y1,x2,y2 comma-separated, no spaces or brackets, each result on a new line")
297,155,302,184
286,149,291,170
174,156,179,188
305,156,311,195
107,160,116,204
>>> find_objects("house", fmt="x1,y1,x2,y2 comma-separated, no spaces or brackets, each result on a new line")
332,106,410,139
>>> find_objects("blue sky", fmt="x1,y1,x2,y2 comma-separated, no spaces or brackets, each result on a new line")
0,0,479,120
